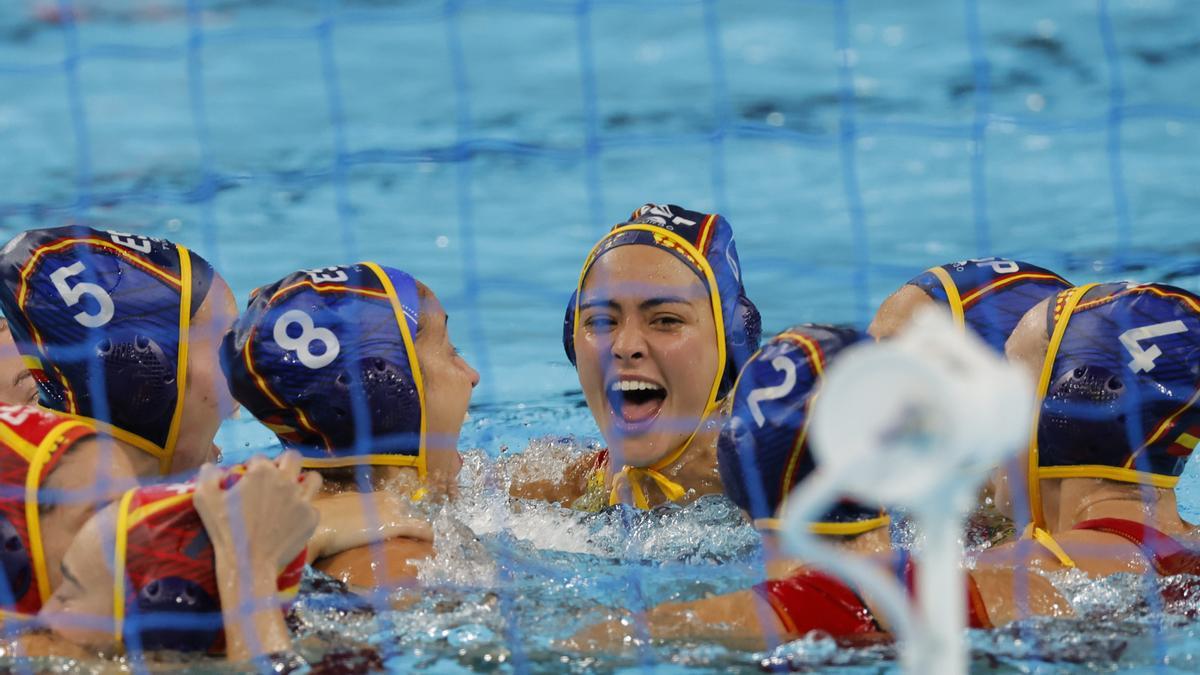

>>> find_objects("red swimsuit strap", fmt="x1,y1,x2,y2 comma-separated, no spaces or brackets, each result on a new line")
1074,518,1200,576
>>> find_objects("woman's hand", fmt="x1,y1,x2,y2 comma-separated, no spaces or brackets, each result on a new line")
193,452,322,662
195,451,321,569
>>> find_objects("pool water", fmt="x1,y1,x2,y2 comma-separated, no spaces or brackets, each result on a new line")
2,0,1199,671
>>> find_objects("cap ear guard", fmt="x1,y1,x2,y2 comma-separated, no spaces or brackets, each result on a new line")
722,292,762,398
297,357,422,455
0,514,32,605
127,576,222,653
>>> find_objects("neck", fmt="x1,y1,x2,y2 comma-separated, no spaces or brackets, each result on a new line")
612,405,725,506
1039,477,1192,536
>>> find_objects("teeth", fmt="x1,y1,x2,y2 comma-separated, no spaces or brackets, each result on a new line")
609,380,664,392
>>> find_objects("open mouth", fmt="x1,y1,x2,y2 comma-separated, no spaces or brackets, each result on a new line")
606,378,668,435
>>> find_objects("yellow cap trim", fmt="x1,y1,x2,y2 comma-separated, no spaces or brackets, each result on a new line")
158,246,193,475
299,453,422,470
754,514,891,536
572,224,727,508
363,262,427,481
928,266,965,330
20,355,42,371
1037,464,1180,489
1027,283,1098,530
0,422,39,463
1174,433,1199,451
112,487,138,649
53,412,166,460
25,420,93,604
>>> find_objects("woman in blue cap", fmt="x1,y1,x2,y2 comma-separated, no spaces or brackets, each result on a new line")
222,262,479,588
513,203,760,510
983,281,1200,578
870,257,1070,351
0,225,240,478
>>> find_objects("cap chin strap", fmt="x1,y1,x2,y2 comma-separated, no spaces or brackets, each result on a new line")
1027,283,1098,530
1022,523,1078,569
928,266,966,329
607,399,719,509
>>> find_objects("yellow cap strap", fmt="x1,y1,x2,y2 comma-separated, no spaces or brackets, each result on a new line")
112,487,138,650
160,244,193,475
928,266,965,329
609,465,687,509
1026,524,1078,568
364,261,428,481
1027,283,1099,529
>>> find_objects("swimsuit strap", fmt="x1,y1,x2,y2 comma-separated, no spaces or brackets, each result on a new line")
1022,523,1079,569
1074,518,1200,576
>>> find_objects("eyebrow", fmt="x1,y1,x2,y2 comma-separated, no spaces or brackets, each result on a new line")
579,296,692,312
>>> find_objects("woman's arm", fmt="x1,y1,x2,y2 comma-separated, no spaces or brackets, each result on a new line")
507,449,601,506
193,453,320,661
307,490,434,564
568,589,787,653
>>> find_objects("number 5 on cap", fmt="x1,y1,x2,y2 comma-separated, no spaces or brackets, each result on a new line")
51,262,115,328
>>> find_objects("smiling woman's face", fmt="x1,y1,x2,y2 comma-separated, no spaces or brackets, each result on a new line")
0,319,37,406
573,245,720,468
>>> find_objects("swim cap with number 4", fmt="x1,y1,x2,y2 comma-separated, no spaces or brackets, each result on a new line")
221,263,429,474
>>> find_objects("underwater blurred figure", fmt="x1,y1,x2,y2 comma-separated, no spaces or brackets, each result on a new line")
511,203,760,510
223,263,479,589
984,282,1200,578
870,257,1070,351
0,226,240,477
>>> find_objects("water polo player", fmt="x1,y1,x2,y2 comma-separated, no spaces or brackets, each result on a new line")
223,263,479,587
38,454,317,661
983,281,1200,578
0,226,239,477
514,203,760,510
570,325,1066,650
0,319,37,406
0,404,141,616
870,257,1070,351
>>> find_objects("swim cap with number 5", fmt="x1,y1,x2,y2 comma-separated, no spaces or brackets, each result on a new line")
0,226,214,470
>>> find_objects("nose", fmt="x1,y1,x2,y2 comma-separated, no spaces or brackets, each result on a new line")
610,321,648,361
467,363,481,388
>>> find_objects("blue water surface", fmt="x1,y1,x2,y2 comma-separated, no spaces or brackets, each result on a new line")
2,0,1199,672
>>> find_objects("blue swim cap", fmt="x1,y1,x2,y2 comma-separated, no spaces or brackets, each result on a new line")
562,203,761,401
0,226,214,473
221,263,428,472
1028,282,1200,528
906,257,1070,352
718,325,889,535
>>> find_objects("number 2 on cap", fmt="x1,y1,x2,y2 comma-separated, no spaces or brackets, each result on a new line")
746,356,797,427
273,309,340,369
50,262,115,328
